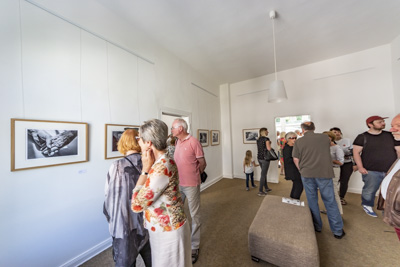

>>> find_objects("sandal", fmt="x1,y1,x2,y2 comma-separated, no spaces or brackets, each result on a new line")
341,198,347,205
192,249,199,264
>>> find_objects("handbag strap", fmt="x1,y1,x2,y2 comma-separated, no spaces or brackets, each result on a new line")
124,155,142,174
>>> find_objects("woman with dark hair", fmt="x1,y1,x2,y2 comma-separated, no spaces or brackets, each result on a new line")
131,119,191,266
330,127,354,205
283,132,303,199
256,127,272,196
104,129,152,267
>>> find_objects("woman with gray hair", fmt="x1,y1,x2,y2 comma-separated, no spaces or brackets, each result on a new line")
282,132,303,199
131,119,191,267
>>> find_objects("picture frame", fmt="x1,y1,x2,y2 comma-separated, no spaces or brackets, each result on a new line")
11,118,88,171
243,128,260,144
197,129,209,147
105,124,139,159
211,130,220,146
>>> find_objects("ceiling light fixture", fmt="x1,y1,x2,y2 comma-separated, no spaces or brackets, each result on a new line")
268,10,288,103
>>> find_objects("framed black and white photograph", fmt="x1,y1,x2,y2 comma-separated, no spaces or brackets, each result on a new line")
243,128,260,144
211,130,220,146
197,129,209,147
105,124,139,159
11,118,88,171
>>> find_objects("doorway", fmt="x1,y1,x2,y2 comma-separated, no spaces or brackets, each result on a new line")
160,108,191,134
275,115,311,175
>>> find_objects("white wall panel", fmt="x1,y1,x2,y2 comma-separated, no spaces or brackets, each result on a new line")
21,0,81,121
138,58,158,121
81,31,109,124
391,34,400,114
107,43,140,124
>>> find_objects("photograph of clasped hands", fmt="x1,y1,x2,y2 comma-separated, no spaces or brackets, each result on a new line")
27,129,78,159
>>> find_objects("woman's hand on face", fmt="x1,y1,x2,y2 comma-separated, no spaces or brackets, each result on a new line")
142,148,155,172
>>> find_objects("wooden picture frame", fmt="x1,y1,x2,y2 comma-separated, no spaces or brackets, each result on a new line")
11,118,88,171
211,130,220,146
105,124,139,159
197,129,209,147
243,128,259,144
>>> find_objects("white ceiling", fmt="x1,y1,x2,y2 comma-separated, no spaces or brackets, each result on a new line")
33,0,400,84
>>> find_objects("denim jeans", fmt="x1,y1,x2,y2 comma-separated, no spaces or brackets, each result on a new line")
258,159,270,192
361,171,385,207
301,177,343,235
245,172,255,188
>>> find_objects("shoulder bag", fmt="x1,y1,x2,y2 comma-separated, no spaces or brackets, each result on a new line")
264,148,278,161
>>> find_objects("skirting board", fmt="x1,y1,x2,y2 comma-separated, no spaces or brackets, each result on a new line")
59,238,112,267
201,175,223,191
235,174,279,184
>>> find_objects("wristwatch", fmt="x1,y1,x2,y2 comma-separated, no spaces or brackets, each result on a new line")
141,171,149,176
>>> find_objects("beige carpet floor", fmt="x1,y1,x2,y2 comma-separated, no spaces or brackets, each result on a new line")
81,174,399,267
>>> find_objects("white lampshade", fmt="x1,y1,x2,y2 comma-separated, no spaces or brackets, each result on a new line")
268,80,287,103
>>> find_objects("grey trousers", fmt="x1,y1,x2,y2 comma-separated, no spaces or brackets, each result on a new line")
179,185,201,250
258,159,270,192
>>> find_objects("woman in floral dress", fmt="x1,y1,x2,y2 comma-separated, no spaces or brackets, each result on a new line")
131,119,191,267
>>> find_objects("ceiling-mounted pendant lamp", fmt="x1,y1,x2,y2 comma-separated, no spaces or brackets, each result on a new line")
268,10,287,103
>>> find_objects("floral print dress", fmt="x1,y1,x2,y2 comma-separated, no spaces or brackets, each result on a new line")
131,153,186,233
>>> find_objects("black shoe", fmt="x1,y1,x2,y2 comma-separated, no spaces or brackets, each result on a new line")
266,188,272,192
334,230,346,239
192,249,199,264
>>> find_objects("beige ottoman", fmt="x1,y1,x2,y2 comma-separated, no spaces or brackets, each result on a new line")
248,195,319,267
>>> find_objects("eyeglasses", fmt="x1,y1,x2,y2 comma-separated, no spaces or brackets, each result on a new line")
288,137,297,140
171,126,179,131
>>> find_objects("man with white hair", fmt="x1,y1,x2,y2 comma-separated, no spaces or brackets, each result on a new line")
390,114,400,141
381,114,400,241
172,118,206,264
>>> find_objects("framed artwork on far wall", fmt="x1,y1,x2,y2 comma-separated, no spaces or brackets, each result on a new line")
105,124,139,159
243,128,260,144
11,118,88,171
211,130,220,146
197,129,209,147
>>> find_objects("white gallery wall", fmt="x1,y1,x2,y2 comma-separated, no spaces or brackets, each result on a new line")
0,1,221,266
221,44,398,193
391,34,400,114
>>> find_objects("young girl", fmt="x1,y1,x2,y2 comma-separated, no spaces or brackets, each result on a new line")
243,150,259,191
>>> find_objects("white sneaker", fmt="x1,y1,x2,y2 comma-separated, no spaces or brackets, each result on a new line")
362,205,377,217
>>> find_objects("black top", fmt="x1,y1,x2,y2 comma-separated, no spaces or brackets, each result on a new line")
257,136,270,160
353,131,400,172
283,145,301,181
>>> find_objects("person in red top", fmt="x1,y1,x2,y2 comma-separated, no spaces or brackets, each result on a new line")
172,118,206,264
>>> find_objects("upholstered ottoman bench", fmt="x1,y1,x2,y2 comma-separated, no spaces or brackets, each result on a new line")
248,195,319,267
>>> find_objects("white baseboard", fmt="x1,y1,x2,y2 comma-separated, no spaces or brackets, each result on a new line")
234,174,279,183
200,175,223,191
59,238,112,267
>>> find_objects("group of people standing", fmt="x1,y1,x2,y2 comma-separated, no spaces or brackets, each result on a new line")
243,114,400,240
104,118,206,267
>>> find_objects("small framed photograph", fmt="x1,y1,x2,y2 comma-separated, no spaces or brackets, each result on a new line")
211,130,220,146
243,128,260,144
11,118,88,171
197,129,209,147
105,124,139,159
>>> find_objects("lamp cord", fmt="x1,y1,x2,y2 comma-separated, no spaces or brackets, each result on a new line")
272,17,278,81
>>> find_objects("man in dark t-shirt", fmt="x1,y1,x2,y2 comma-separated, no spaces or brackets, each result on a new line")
353,115,400,217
